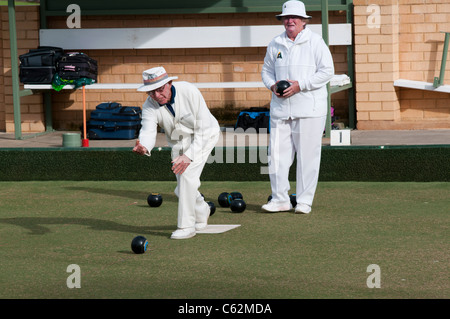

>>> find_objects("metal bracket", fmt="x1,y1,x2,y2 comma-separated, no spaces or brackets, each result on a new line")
433,32,450,88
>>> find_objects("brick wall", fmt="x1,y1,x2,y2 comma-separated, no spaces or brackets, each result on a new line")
0,7,348,132
1,5,43,133
397,1,450,127
46,11,349,131
0,9,4,132
0,0,450,132
354,0,450,129
8,3,450,133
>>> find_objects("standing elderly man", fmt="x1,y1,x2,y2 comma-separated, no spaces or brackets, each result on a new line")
133,66,220,239
261,1,334,214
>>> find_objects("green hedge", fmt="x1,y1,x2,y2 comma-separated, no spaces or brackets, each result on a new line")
0,145,449,182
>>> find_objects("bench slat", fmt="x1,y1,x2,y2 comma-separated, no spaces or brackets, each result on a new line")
24,76,351,91
394,79,450,93
40,24,352,50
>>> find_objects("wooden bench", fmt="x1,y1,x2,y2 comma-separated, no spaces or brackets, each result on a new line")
21,23,353,140
20,24,353,138
25,24,352,92
24,79,351,92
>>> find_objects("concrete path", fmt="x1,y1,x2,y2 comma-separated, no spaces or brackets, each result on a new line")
0,129,449,148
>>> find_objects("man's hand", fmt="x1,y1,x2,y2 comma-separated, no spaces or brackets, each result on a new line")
171,154,191,175
271,80,300,98
282,79,300,97
132,139,148,156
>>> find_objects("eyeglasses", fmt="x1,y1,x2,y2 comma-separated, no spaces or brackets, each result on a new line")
282,15,302,20
147,83,167,96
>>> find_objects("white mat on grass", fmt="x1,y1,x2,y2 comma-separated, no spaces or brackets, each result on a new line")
196,224,241,234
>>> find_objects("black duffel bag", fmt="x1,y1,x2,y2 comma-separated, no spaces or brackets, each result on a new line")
57,52,98,82
19,46,64,84
234,107,270,133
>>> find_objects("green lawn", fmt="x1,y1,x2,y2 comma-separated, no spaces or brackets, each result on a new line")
0,181,448,299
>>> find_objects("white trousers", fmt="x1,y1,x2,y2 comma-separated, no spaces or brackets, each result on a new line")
268,116,326,207
174,133,219,229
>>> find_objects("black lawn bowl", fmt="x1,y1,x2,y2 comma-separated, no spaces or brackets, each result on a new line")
147,193,163,207
208,201,216,216
290,194,297,207
131,236,148,254
276,80,291,96
227,191,243,204
230,199,246,213
218,192,230,207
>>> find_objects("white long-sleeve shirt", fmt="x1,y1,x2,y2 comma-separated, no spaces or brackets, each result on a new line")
138,81,220,162
261,27,334,119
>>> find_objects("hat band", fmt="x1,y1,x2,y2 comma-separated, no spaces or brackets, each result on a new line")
143,73,169,86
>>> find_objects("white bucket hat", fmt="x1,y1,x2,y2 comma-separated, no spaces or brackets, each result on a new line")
137,66,178,92
276,0,312,20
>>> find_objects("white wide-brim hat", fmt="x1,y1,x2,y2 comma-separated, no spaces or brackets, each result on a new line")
276,0,312,20
137,66,178,92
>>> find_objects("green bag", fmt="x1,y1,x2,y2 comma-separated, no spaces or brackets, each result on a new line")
52,73,95,91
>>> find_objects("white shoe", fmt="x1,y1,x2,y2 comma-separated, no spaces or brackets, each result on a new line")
261,201,292,212
295,203,311,214
171,228,196,239
195,223,207,231
195,202,211,231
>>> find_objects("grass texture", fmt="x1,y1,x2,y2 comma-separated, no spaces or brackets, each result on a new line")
0,180,448,299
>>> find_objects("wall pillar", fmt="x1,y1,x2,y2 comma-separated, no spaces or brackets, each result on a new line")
354,0,401,130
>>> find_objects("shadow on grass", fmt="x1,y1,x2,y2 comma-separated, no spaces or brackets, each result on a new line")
64,186,264,211
65,186,179,203
0,217,174,238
